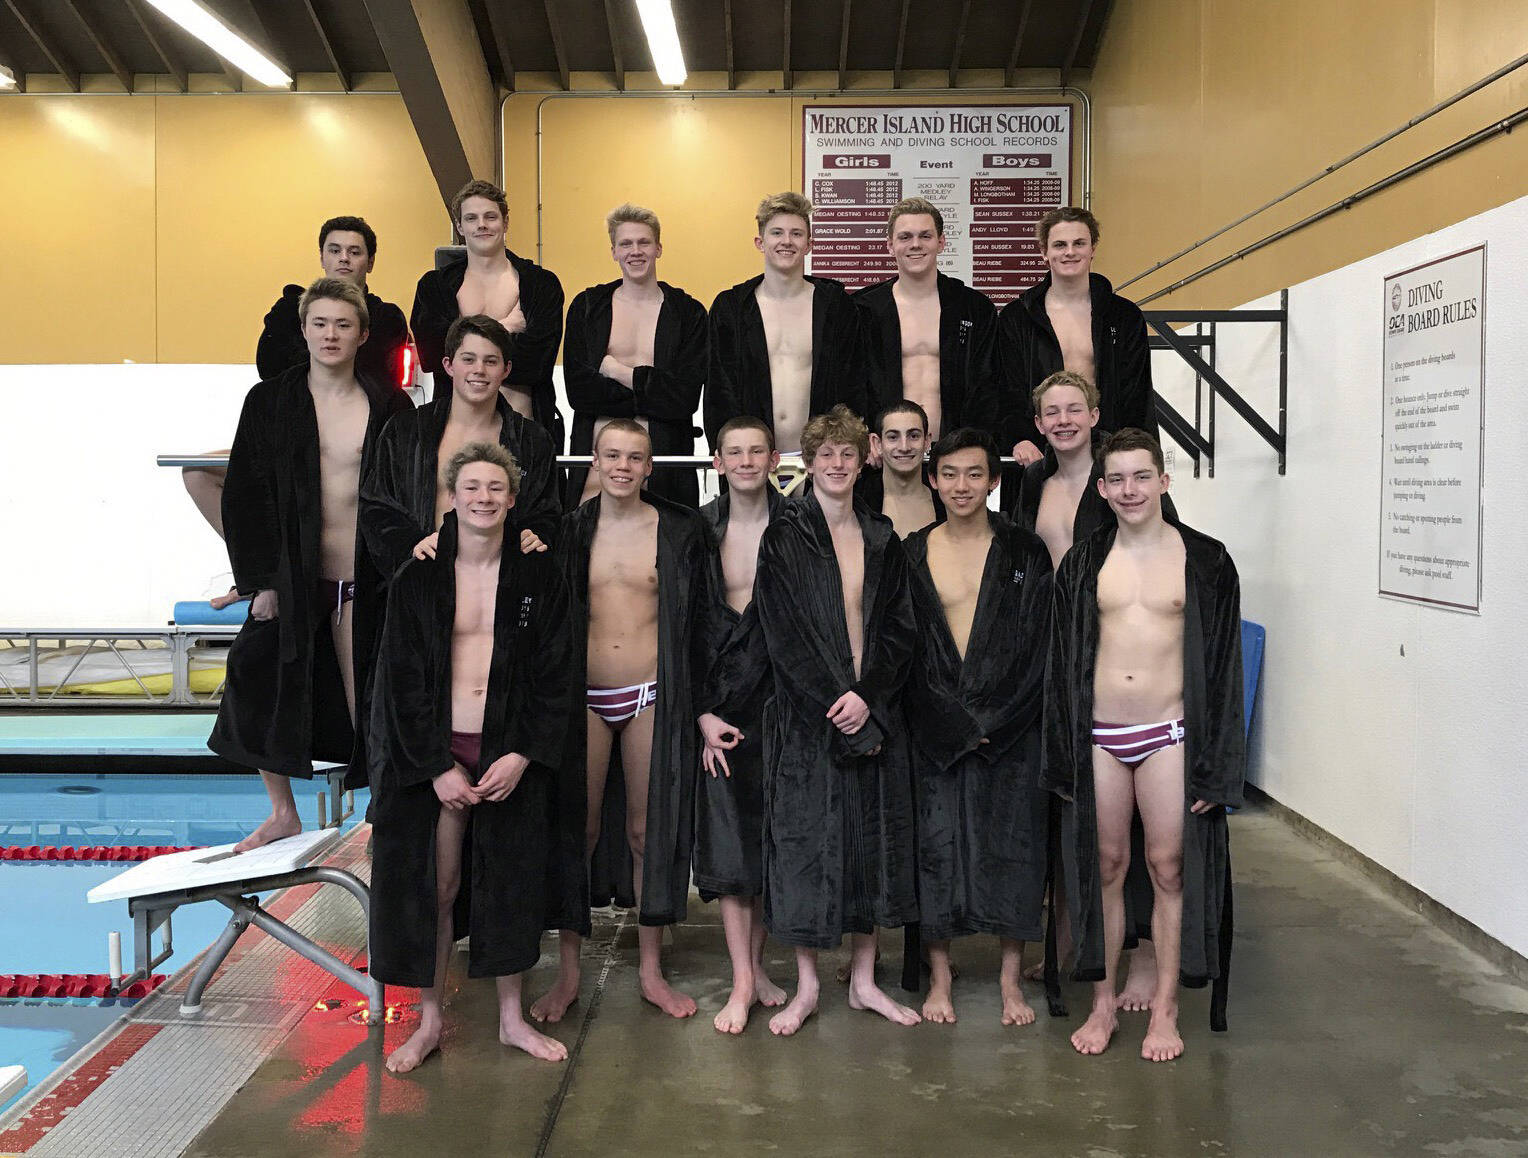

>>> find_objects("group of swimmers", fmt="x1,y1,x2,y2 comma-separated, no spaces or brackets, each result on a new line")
185,181,1243,1074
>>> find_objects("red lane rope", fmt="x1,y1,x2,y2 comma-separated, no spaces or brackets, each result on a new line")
0,973,167,999
0,845,201,862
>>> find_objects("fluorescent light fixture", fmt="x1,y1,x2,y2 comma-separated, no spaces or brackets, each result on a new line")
0,65,16,89
143,0,291,87
635,0,687,86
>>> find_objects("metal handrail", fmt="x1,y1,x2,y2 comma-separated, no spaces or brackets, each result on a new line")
159,453,1025,469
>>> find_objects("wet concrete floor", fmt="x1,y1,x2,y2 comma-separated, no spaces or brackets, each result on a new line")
185,806,1528,1157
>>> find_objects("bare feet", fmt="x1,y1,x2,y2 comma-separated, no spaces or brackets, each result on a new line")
385,1022,440,1073
1070,1005,1118,1055
1116,946,1158,1011
714,988,753,1035
209,586,247,612
768,987,819,1036
529,975,580,1023
921,983,956,1024
233,810,301,853
500,1019,568,1061
1000,981,1036,1027
754,972,787,1008
848,981,921,1026
1141,1010,1184,1062
639,972,697,1019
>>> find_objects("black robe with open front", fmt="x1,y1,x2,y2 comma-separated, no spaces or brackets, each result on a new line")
558,492,713,926
410,250,566,452
693,488,784,900
707,496,919,948
854,272,1000,438
904,516,1053,942
256,283,410,390
209,364,411,785
1042,516,1243,1025
367,514,579,985
703,275,867,447
358,391,562,578
564,280,707,507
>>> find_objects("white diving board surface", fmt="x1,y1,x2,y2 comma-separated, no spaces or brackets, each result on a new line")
87,828,343,904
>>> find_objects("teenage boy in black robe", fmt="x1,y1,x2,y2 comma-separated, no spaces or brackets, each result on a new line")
1044,428,1243,1062
701,405,920,1035
854,400,945,538
695,417,788,1034
905,428,1052,1027
530,420,712,1024
360,314,560,577
704,191,866,489
565,204,707,508
369,442,576,1071
210,278,411,849
411,180,566,451
855,197,1000,444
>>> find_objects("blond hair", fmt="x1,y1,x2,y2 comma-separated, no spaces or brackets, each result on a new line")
445,441,521,495
887,196,944,238
606,202,661,245
801,404,869,465
1032,369,1100,414
755,191,813,236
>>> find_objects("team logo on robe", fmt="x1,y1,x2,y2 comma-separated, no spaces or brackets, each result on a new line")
958,317,973,346
1012,568,1024,584
518,594,535,629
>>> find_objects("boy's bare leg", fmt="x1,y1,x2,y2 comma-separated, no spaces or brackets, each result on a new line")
1118,938,1159,1011
1133,743,1187,1062
715,896,756,1033
497,973,568,1061
769,947,820,1036
182,459,227,537
387,803,470,1073
532,709,612,1023
999,938,1036,1026
235,771,302,852
922,939,956,1023
750,900,786,1005
1071,747,1133,1055
621,707,695,1018
847,932,920,1026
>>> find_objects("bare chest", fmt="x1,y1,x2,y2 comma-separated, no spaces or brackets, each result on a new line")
452,568,498,637
758,293,814,362
312,392,369,479
883,489,936,539
830,526,865,617
893,292,941,357
589,523,659,605
1096,546,1187,622
458,266,521,324
719,521,766,614
1036,475,1086,566
608,294,660,366
1046,297,1095,377
926,536,987,653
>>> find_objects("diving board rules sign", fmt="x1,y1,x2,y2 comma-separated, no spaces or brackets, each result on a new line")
803,104,1072,304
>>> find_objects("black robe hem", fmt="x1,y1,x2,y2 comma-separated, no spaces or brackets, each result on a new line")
695,874,762,902
919,916,1044,944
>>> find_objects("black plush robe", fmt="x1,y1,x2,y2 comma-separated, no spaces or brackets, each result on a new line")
558,492,713,926
703,275,867,446
255,283,410,390
564,280,707,507
855,273,1000,436
904,516,1053,942
1042,515,1244,1028
410,250,566,450
693,488,785,900
367,514,579,985
707,496,919,948
209,364,412,785
358,391,562,578
1014,432,1177,538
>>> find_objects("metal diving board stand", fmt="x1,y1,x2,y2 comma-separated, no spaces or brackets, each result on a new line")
86,828,380,1016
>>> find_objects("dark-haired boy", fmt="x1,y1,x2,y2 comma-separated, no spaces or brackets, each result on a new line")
1045,428,1243,1062
702,405,920,1035
855,400,944,538
361,314,561,577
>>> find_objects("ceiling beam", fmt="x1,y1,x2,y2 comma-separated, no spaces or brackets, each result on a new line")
4,0,80,90
361,0,497,209
781,0,791,90
891,0,908,89
1060,0,1094,87
124,0,187,91
542,0,568,91
723,0,734,90
60,0,132,90
208,0,289,83
836,0,850,91
947,0,969,89
1004,0,1032,88
300,0,349,91
603,0,623,90
481,0,515,91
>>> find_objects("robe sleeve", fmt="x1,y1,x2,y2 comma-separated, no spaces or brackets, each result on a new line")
906,618,985,773
962,296,1002,435
996,306,1043,454
357,301,410,389
1114,302,1157,437
1040,553,1081,800
510,267,565,401
410,271,450,381
701,601,768,721
849,537,916,747
633,296,707,426
221,387,282,596
359,413,428,579
510,417,563,546
829,291,873,423
255,290,305,382
1195,549,1246,808
753,532,886,755
974,541,1053,750
375,565,454,791
506,564,575,769
563,291,637,419
703,290,744,446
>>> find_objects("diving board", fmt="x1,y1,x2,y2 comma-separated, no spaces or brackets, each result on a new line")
88,829,380,1016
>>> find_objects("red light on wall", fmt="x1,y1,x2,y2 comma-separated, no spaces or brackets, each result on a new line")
399,343,416,389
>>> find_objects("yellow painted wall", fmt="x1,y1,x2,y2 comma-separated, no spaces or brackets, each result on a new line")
1089,0,1528,309
0,93,446,364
